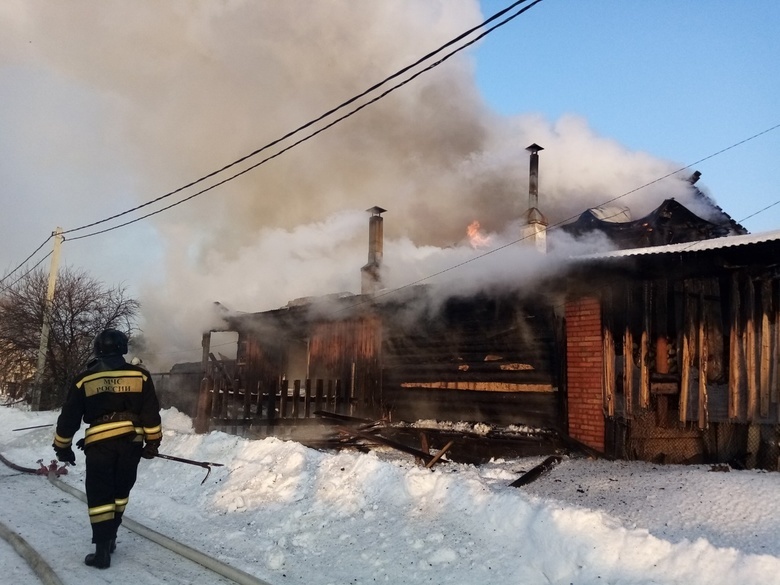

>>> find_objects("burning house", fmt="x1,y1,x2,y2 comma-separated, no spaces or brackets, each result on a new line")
158,145,779,470
564,230,780,469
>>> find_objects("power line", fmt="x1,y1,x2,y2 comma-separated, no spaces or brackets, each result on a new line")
739,201,780,225
0,235,53,286
0,251,53,294
67,0,544,242
62,0,541,238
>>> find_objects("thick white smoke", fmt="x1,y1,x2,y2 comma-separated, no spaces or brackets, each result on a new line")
1,1,698,369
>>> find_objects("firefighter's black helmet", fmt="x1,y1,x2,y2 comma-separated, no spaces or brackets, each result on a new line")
93,329,129,357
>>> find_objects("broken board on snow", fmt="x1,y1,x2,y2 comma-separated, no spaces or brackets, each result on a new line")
313,410,453,468
313,410,385,432
509,455,562,487
337,428,452,469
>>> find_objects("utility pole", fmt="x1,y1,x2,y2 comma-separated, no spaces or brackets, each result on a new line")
31,228,63,411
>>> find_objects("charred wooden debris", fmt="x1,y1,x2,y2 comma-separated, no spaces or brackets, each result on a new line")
293,411,601,478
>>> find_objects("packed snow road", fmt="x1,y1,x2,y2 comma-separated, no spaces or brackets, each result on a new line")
0,467,241,585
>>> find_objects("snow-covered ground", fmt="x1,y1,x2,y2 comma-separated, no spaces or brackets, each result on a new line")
1,404,779,585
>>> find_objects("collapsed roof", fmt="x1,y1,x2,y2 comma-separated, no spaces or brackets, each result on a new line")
560,194,747,250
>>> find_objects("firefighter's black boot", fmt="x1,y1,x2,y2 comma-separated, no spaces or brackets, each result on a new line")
109,538,116,553
84,540,111,569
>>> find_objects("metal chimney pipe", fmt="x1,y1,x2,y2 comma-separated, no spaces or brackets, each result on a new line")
522,143,548,254
526,143,543,209
361,206,386,294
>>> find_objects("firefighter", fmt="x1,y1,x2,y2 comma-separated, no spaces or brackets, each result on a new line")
52,329,162,569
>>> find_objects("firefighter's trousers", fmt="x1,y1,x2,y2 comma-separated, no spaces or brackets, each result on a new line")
84,434,144,543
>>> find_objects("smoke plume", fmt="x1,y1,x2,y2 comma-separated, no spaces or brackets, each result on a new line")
1,1,699,369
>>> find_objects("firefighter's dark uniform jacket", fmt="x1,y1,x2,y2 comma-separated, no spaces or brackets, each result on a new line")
54,354,162,543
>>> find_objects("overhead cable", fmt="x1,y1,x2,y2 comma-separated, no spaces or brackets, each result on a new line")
67,0,544,242
0,251,53,294
62,0,541,238
0,235,53,286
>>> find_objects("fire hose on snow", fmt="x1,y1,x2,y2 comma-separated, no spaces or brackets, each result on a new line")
11,424,223,485
0,450,271,585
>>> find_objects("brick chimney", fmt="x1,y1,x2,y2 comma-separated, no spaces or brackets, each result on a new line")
361,206,386,294
521,143,548,253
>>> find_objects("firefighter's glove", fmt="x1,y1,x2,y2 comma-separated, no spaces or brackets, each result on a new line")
142,440,160,460
76,438,85,451
53,444,76,465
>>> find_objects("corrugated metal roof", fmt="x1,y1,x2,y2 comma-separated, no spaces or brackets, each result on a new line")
575,228,780,260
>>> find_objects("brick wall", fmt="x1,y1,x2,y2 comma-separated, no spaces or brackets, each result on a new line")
565,296,605,452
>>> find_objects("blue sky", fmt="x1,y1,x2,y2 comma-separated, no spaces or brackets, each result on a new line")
474,0,780,232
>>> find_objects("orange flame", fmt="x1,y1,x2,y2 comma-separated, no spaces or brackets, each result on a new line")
466,220,491,248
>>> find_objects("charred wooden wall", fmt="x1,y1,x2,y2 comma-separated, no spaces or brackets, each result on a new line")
571,241,780,469
601,273,780,428
307,315,382,417
213,292,562,429
381,293,563,429
236,331,285,405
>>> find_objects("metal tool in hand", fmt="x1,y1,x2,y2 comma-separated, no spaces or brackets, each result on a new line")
154,453,224,485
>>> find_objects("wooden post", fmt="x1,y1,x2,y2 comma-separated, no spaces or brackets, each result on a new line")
242,375,252,421
266,381,277,424
315,379,324,413
698,291,708,430
603,329,615,417
746,278,758,421
279,378,288,419
639,282,651,409
292,379,301,418
773,280,780,421
327,379,334,410
210,381,221,427
760,279,772,418
194,331,212,434
602,292,616,418
349,362,356,416
31,227,63,411
254,380,262,416
623,289,634,419
729,274,742,420
656,280,670,377
679,282,693,422
304,378,312,418
194,375,213,434
334,379,344,414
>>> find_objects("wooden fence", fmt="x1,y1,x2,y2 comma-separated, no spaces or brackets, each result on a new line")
198,375,349,434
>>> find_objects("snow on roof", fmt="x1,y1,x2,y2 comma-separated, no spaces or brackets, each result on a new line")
575,228,780,260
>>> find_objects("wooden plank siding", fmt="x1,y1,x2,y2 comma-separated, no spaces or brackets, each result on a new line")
592,273,780,427
308,315,382,418
639,282,651,409
729,274,743,419
382,293,561,429
190,289,562,431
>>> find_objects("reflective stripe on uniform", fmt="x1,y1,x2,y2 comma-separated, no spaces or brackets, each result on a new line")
88,503,116,524
114,497,129,512
84,420,138,445
143,424,163,441
53,433,72,449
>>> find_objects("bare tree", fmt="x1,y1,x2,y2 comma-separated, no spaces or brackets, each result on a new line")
0,267,140,408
